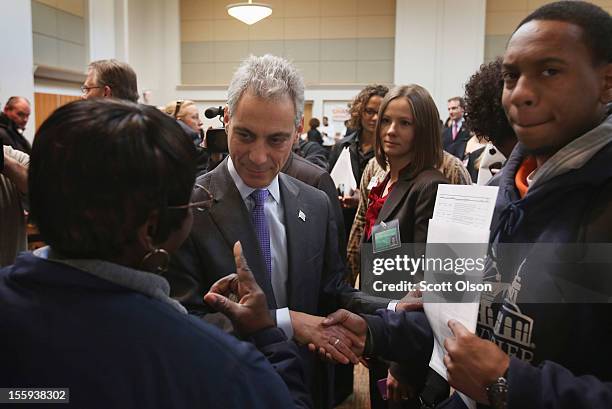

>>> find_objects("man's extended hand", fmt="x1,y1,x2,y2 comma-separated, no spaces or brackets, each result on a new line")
395,289,423,312
443,320,510,404
290,310,362,365
306,309,367,363
204,241,274,336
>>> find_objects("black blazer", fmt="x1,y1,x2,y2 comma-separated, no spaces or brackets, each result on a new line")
377,168,448,243
366,167,448,252
442,123,470,160
282,152,346,258
166,158,358,409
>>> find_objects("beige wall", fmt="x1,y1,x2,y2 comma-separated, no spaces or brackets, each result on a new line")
485,0,612,61
180,0,396,85
31,0,86,72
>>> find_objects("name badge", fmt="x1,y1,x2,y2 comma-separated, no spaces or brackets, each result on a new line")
366,176,379,191
372,219,401,253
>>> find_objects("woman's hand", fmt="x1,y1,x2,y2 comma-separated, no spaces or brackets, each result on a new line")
204,242,274,336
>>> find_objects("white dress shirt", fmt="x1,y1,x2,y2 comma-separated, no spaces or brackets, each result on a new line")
227,157,293,338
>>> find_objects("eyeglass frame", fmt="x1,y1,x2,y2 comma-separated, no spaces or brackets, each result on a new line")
167,183,214,211
363,108,379,117
80,85,104,94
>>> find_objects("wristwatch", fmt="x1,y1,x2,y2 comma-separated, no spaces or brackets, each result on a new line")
486,372,508,409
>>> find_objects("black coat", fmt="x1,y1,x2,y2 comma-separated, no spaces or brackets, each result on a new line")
0,113,31,154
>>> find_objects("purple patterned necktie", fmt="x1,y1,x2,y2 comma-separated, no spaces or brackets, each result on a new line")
250,189,271,275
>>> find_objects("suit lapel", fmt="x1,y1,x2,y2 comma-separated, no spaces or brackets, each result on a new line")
377,173,415,223
280,174,311,311
207,161,277,307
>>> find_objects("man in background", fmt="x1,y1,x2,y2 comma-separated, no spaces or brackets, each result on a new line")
0,96,31,154
81,59,138,102
442,96,470,160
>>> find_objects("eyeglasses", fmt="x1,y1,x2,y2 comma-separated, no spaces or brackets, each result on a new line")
363,108,378,117
81,85,102,93
80,85,103,94
168,184,214,211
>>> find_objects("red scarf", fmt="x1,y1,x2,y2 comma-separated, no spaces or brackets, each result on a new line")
365,173,395,240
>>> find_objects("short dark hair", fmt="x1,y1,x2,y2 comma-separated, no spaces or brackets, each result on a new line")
347,84,389,130
375,84,443,173
464,58,515,145
29,99,196,260
447,96,465,109
517,1,612,64
88,59,139,102
309,117,320,129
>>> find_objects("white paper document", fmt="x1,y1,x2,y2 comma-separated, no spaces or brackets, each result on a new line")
329,147,357,193
424,184,499,409
432,184,499,230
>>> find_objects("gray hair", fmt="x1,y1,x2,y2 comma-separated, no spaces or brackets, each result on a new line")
227,54,304,128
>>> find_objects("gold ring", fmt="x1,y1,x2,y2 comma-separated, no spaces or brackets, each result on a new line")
333,338,341,346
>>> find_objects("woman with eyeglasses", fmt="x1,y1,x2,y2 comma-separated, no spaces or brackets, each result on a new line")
327,86,389,241
0,99,310,409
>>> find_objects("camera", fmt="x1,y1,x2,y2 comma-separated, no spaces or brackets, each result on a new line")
204,106,228,154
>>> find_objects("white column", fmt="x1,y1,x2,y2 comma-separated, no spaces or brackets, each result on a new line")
114,0,130,62
0,0,36,141
127,0,181,105
88,0,116,61
394,0,486,118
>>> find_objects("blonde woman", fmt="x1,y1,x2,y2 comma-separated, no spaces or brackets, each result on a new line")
163,100,203,142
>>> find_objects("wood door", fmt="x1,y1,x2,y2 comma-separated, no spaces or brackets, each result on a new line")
34,93,81,131
303,101,313,132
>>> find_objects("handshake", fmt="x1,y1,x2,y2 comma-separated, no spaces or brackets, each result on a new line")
289,291,423,364
203,242,422,365
201,240,368,362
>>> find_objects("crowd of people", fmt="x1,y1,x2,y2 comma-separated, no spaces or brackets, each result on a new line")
1,1,611,408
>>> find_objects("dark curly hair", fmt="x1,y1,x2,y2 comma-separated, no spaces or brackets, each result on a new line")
347,84,389,130
464,58,515,145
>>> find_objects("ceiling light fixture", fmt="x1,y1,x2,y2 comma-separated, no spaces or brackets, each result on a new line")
226,0,272,25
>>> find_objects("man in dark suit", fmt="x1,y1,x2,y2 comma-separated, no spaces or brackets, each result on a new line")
282,151,346,259
168,55,376,409
442,96,470,160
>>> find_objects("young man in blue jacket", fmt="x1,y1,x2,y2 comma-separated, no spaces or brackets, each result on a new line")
320,2,612,408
